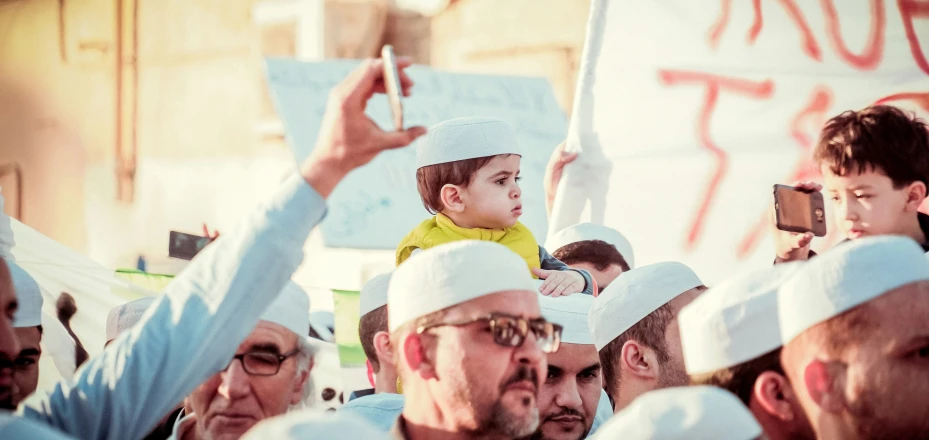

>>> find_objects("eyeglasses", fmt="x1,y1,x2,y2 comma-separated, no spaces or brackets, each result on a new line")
227,349,299,376
417,313,563,353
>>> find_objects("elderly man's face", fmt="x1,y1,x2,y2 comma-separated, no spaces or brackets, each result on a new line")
12,326,41,405
187,321,308,440
428,290,547,438
532,343,601,440
830,283,929,438
0,261,19,410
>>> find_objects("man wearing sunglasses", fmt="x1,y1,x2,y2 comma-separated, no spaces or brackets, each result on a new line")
387,241,562,440
169,282,316,440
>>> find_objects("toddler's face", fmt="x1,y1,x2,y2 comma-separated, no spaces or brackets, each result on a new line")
459,154,523,229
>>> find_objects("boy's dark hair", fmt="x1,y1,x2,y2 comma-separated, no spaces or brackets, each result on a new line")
814,105,929,189
552,240,631,272
689,348,784,405
416,155,509,214
358,305,388,373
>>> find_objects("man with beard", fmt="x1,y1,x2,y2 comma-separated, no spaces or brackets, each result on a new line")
526,293,609,440
0,259,81,438
778,236,929,439
387,241,561,440
589,262,705,413
8,261,43,406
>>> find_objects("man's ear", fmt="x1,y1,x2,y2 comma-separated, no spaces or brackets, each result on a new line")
440,184,466,213
373,331,395,370
403,333,437,380
621,341,657,380
802,359,846,414
905,181,927,211
753,371,801,422
290,357,313,405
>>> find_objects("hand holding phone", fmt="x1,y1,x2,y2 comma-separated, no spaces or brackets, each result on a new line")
381,45,404,131
773,184,827,237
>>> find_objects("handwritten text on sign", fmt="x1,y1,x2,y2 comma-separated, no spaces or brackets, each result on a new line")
552,0,928,284
265,59,567,249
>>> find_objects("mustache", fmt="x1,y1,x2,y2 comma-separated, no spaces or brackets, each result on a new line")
545,408,584,422
501,366,539,393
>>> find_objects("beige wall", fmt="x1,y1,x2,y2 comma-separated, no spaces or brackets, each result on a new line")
0,0,589,256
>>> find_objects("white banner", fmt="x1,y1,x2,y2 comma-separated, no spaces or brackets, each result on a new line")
552,0,929,284
265,59,567,250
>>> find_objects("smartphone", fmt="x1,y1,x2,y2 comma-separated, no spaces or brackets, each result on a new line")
168,231,212,261
773,184,827,237
381,44,404,131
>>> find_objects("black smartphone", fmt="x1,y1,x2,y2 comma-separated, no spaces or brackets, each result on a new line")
381,44,404,131
773,184,827,237
168,231,212,261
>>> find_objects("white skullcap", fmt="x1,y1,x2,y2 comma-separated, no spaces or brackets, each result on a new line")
106,296,157,341
9,261,43,328
389,241,535,331
359,273,392,317
680,263,801,375
415,116,521,169
261,281,311,337
779,236,929,344
241,411,389,440
537,290,594,345
594,386,762,440
545,223,636,268
590,262,703,351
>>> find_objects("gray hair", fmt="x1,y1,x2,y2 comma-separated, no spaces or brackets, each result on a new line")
288,335,318,411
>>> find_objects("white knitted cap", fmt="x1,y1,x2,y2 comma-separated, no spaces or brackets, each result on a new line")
778,236,929,344
590,262,703,351
415,116,521,169
594,386,762,439
389,241,535,331
680,263,801,375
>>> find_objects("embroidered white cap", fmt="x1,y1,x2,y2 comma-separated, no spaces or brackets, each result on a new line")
106,296,157,342
241,411,389,440
594,386,762,440
415,116,521,169
590,262,703,351
389,241,535,331
545,223,636,269
9,261,43,328
359,273,392,317
779,236,929,344
261,281,312,337
537,290,594,345
680,263,802,375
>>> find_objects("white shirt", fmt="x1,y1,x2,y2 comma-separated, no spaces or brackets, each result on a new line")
16,174,327,440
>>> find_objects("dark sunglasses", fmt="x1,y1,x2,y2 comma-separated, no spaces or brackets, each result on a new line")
417,313,563,353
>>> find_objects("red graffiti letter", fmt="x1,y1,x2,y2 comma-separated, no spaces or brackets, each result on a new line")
658,70,775,250
708,0,822,61
899,0,929,76
822,0,886,70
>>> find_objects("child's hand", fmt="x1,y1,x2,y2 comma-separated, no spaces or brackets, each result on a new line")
532,268,585,297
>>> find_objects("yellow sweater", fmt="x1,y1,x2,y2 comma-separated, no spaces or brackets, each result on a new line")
396,213,541,276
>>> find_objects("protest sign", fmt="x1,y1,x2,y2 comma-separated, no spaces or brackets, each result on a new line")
551,0,929,284
265,59,568,250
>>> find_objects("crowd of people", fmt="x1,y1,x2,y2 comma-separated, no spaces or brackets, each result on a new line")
1,54,928,440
